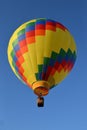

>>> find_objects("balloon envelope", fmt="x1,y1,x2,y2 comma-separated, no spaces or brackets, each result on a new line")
7,18,77,96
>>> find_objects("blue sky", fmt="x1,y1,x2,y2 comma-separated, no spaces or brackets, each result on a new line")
0,0,87,130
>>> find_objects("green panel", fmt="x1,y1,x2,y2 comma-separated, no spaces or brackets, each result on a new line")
73,51,77,61
10,50,15,58
44,57,50,65
17,29,25,36
12,61,20,78
12,39,18,47
60,48,66,58
35,73,39,80
26,22,35,27
73,51,77,57
67,48,72,57
12,60,15,68
65,49,72,60
51,51,58,60
38,65,43,72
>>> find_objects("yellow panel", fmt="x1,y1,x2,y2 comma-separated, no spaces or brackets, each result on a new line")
53,70,68,85
24,73,36,85
47,70,68,88
35,36,45,65
44,30,56,57
43,28,74,58
22,53,36,82
9,34,18,45
47,75,55,87
28,43,38,73
22,52,34,74
70,35,77,52
55,29,71,52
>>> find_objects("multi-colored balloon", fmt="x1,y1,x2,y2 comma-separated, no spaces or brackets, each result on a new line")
7,18,77,107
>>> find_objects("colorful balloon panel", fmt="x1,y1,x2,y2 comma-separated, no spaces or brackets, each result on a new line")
8,18,77,95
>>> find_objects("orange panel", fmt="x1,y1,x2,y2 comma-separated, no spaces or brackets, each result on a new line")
35,30,45,35
18,66,24,74
21,46,28,54
26,37,35,44
18,56,24,64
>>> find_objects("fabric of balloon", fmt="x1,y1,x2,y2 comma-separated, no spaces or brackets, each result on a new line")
7,18,77,96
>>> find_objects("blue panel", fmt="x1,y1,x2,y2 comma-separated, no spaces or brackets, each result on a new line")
38,72,42,80
46,19,55,23
18,34,25,41
26,25,35,32
74,56,76,63
65,54,69,61
12,39,18,48
46,19,56,26
12,61,18,72
15,65,18,72
14,44,20,52
68,55,72,61
71,55,76,64
43,65,48,73
49,58,55,66
57,55,63,63
13,55,17,62
36,19,46,25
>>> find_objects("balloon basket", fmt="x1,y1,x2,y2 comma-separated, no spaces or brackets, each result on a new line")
37,96,44,107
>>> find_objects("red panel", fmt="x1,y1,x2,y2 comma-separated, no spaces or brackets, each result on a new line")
36,24,45,30
64,61,72,72
45,66,52,80
26,82,32,88
18,66,24,75
22,75,27,82
54,62,60,69
61,60,67,67
42,72,46,80
46,25,56,31
56,23,66,31
57,64,63,72
26,30,35,37
16,50,21,57
46,21,56,26
67,61,71,67
16,60,21,68
47,66,52,74
19,39,26,48
68,62,74,72
50,68,56,75
18,56,24,64
64,64,68,72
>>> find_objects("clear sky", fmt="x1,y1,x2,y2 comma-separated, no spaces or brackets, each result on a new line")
0,0,87,130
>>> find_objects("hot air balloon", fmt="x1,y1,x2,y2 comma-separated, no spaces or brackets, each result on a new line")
7,18,77,107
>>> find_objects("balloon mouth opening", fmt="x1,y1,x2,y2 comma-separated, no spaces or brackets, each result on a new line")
32,81,50,96
34,86,49,96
